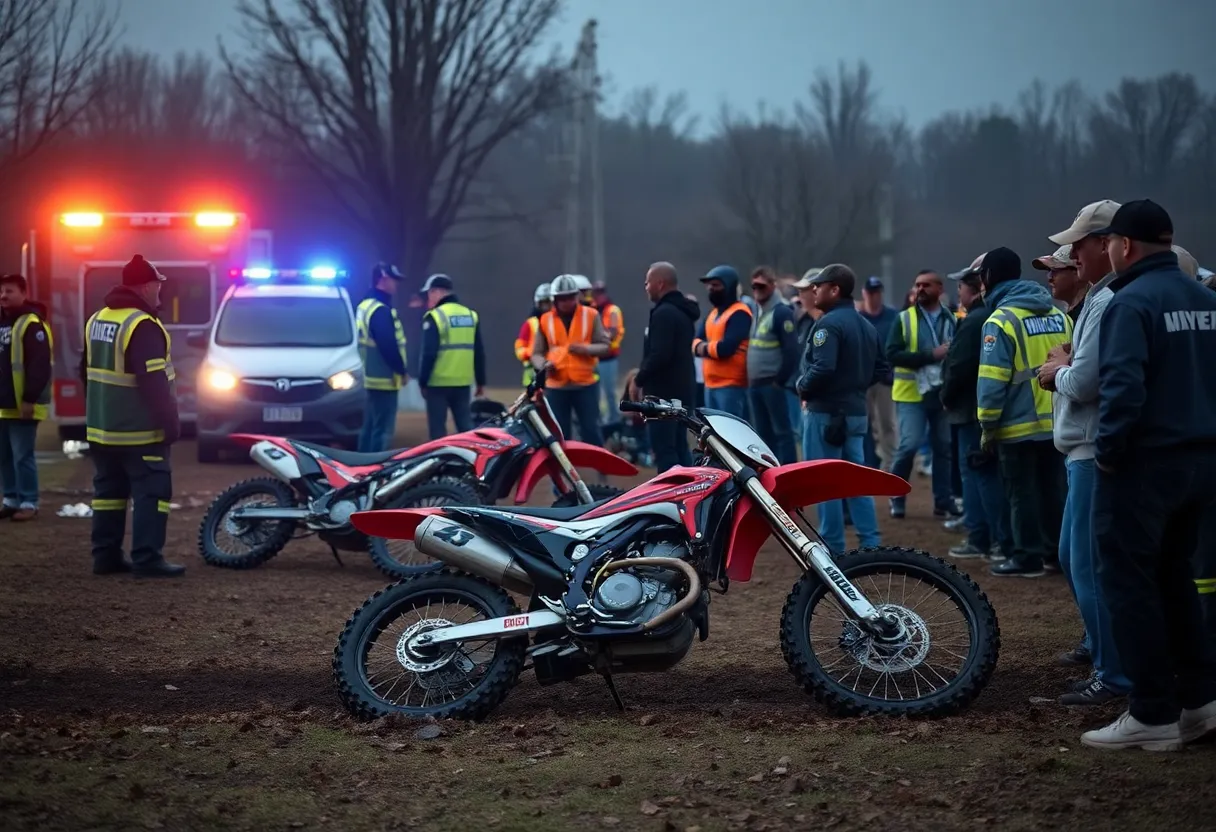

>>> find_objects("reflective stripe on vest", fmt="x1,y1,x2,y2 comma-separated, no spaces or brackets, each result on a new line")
751,307,780,349
891,308,922,403
601,303,624,357
356,298,407,391
516,316,539,385
699,302,750,389
0,313,54,420
85,307,176,446
541,305,599,388
426,303,478,387
977,306,1073,442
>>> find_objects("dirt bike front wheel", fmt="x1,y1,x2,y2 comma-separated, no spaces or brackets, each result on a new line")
780,546,1000,718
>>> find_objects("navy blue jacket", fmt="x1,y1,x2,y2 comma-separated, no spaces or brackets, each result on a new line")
797,299,888,416
1097,251,1216,469
418,293,487,388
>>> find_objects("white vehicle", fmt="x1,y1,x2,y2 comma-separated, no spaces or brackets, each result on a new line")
189,268,365,463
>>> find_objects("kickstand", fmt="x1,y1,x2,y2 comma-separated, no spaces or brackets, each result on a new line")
329,546,345,568
599,668,626,712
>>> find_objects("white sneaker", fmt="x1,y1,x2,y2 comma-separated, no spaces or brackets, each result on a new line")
1080,711,1182,751
1180,700,1216,743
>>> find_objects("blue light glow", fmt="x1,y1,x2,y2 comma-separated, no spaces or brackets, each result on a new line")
243,267,272,280
309,266,338,280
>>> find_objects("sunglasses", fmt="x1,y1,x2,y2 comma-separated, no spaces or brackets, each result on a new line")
751,281,772,291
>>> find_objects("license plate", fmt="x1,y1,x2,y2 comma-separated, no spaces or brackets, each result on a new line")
263,407,303,423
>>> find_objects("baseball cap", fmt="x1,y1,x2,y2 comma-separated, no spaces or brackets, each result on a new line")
372,263,403,282
979,247,1021,285
798,263,855,296
1171,245,1198,278
1093,199,1173,245
122,254,165,286
419,273,455,295
1198,266,1214,279
1032,244,1075,271
948,253,985,281
1048,199,1121,246
792,267,824,289
863,276,884,292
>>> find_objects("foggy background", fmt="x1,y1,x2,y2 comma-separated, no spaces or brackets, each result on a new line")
3,0,1214,384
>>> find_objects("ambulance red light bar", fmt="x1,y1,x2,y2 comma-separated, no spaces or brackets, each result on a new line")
61,212,104,227
195,212,237,228
58,211,245,230
230,266,347,282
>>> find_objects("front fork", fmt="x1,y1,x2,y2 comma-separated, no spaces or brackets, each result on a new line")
525,409,594,504
705,436,893,637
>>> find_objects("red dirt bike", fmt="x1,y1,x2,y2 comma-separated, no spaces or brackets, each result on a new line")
334,397,1000,721
196,370,636,578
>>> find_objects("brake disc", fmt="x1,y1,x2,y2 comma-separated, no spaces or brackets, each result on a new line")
839,604,931,673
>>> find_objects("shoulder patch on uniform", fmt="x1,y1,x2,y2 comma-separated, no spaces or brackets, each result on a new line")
812,329,828,347
982,333,997,352
783,319,794,333
35,330,45,342
422,320,431,330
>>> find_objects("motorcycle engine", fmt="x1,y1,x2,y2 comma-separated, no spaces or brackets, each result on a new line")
592,541,689,625
320,494,371,527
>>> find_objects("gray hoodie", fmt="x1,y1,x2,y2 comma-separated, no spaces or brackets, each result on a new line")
1052,273,1116,461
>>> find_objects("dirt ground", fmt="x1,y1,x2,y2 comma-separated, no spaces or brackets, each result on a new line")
3,416,1215,832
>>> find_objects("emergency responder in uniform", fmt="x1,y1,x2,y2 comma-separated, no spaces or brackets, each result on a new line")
418,273,486,440
0,273,52,521
531,274,610,445
83,255,184,577
747,266,800,464
694,265,752,419
591,280,625,420
515,282,552,386
974,247,1071,578
1079,200,1216,751
794,265,885,552
355,263,408,452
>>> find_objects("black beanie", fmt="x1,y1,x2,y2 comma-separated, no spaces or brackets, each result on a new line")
981,247,1021,286
122,255,162,286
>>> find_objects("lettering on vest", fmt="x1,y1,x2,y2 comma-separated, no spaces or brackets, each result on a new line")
1022,315,1067,336
90,320,120,343
0,325,10,347
1163,310,1216,332
446,314,476,328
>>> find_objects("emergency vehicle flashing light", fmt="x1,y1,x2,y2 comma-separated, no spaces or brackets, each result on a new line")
230,266,347,282
195,212,237,228
61,212,104,227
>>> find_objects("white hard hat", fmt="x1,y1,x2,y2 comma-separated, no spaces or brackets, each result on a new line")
550,274,581,297
571,274,592,292
534,282,553,303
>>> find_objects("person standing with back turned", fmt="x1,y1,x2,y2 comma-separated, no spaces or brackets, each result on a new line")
355,263,408,452
418,273,485,439
83,255,184,578
1079,200,1216,752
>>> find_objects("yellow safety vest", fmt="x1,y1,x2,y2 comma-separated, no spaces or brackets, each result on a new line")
356,297,407,391
892,308,922,403
426,303,478,387
1,312,54,420
85,307,176,446
977,306,1073,442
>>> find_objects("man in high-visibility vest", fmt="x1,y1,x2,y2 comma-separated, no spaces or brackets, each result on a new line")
515,282,552,386
82,255,184,578
531,274,610,445
591,280,625,421
418,273,486,440
693,265,752,419
0,273,52,521
975,246,1072,579
355,263,409,452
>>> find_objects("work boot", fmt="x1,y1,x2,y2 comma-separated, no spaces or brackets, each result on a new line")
93,559,134,575
1080,712,1182,752
948,542,987,559
133,560,186,578
990,558,1045,578
1058,642,1093,667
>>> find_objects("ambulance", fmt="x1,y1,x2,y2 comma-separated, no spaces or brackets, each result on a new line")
21,211,272,441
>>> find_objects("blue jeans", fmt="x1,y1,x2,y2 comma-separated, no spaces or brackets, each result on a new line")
891,398,952,511
1061,457,1130,692
425,386,473,440
648,420,691,472
956,421,1011,552
785,390,802,459
801,411,881,552
0,419,39,508
547,385,602,446
358,389,400,452
706,386,748,420
748,384,797,464
598,359,620,421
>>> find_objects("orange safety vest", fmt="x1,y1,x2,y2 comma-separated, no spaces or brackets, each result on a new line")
695,302,751,389
515,316,540,363
600,303,625,359
540,306,599,388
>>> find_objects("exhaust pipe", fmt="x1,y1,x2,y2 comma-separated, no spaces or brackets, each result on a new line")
374,458,443,505
229,506,312,522
414,515,533,595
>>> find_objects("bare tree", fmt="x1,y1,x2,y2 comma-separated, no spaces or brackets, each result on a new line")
223,0,571,283
1089,74,1203,186
0,0,117,174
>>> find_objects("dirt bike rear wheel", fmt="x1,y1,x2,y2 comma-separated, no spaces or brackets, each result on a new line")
780,546,1000,718
198,478,297,569
332,570,526,721
367,477,483,580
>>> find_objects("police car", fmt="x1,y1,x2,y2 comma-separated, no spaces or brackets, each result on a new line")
189,267,365,463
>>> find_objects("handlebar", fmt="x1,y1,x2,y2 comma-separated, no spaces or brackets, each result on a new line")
618,397,694,423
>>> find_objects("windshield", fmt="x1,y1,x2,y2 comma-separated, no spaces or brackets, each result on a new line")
215,296,353,347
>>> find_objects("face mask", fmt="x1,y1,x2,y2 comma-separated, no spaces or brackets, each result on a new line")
707,289,727,306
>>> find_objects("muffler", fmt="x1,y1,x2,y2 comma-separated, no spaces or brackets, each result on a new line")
374,457,442,505
414,515,533,595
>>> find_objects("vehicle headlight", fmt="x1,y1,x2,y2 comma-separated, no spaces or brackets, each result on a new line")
328,370,357,391
204,368,238,392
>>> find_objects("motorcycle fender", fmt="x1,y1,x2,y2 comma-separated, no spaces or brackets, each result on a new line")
724,459,911,583
351,507,446,541
512,441,639,504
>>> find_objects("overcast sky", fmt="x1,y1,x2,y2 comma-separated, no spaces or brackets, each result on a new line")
116,0,1216,127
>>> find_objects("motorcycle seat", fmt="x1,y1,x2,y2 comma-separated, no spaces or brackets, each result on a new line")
292,440,409,467
502,496,616,522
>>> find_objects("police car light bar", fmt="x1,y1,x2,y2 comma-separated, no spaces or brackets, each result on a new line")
61,212,104,227
232,267,347,281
